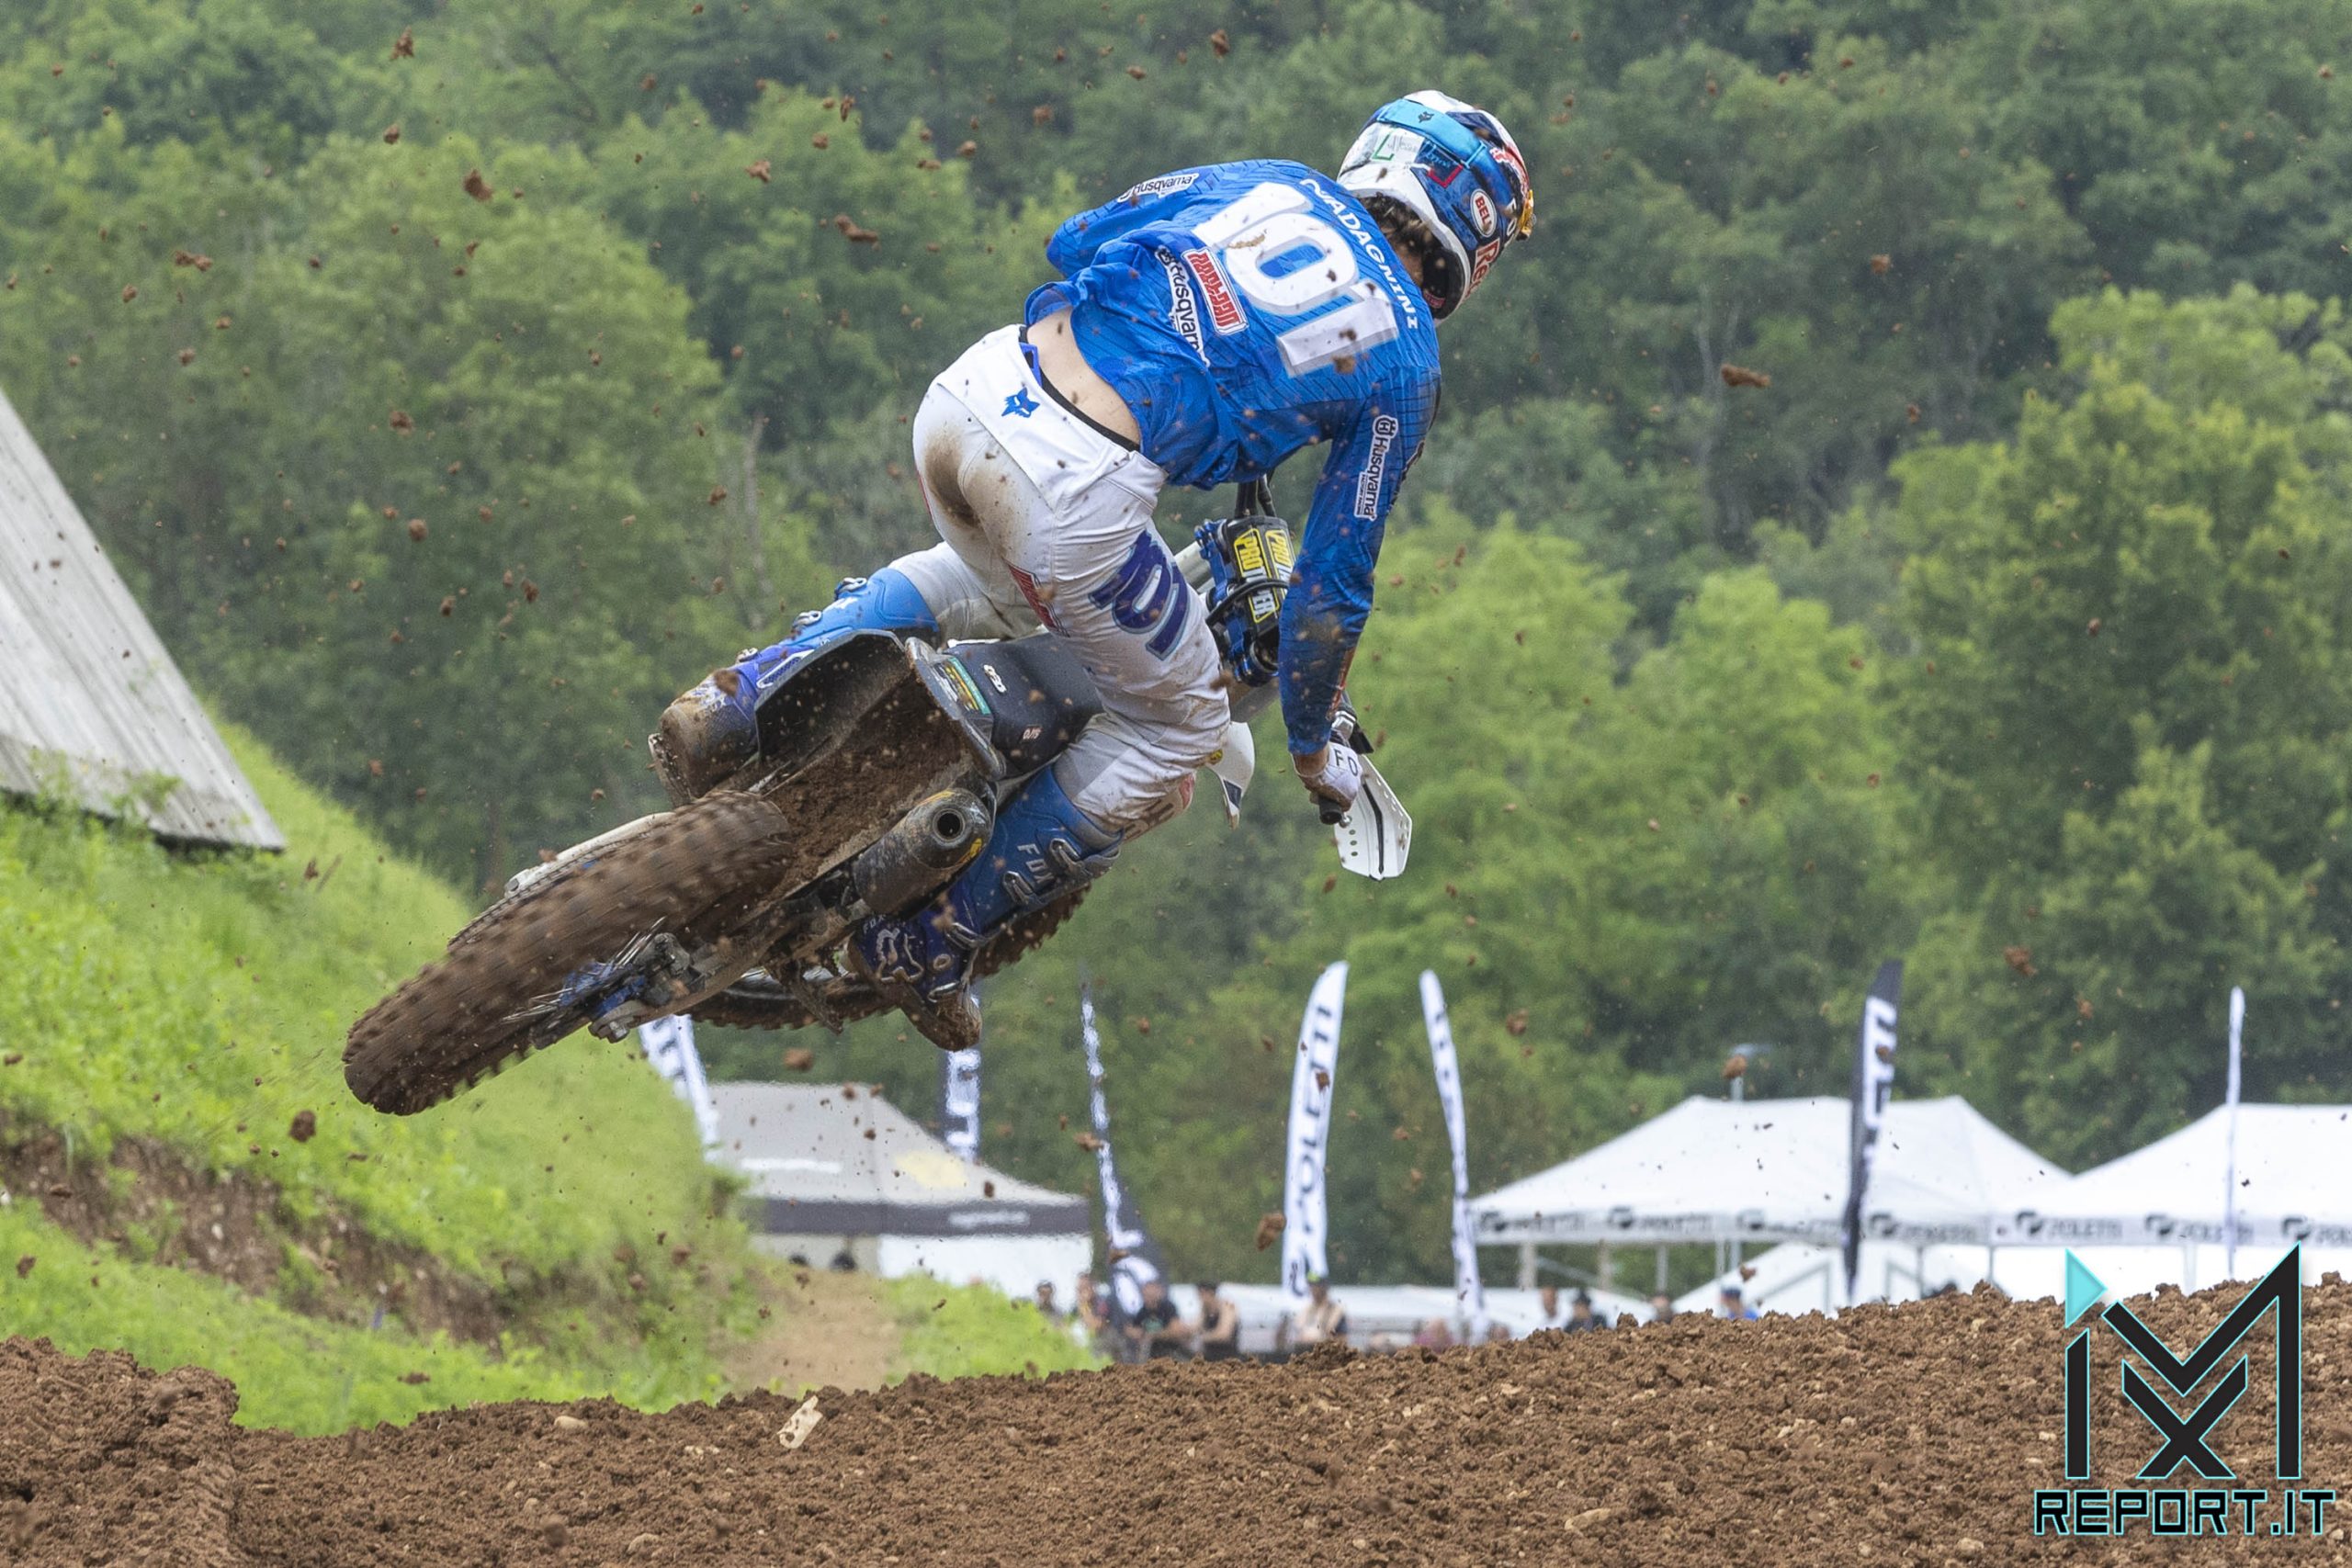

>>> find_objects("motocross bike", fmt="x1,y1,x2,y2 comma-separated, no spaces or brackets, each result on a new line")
343,482,1410,1115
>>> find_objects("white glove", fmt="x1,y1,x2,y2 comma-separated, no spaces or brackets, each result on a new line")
1293,743,1364,813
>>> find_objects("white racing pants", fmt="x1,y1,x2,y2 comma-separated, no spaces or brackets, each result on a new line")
887,326,1230,836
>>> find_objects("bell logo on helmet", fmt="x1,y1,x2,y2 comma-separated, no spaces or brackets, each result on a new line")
1469,189,1497,238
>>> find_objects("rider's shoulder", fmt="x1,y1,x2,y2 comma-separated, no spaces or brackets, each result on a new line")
1169,157,1331,197
1122,159,1382,226
1105,158,1295,206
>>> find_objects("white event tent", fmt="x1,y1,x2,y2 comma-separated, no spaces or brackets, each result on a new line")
709,1081,1090,1299
1670,1241,1998,1318
1470,1094,2070,1252
1991,1102,2352,1291
1675,1103,2352,1314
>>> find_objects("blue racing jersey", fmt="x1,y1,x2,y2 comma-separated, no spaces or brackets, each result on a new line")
1024,159,1440,757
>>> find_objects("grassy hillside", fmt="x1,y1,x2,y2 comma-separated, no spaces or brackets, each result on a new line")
0,724,761,1420
0,1203,581,1430
0,726,1097,1427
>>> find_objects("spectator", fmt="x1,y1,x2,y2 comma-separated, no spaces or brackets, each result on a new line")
1193,1280,1240,1362
1034,1280,1062,1321
1073,1269,1111,1349
1280,1272,1349,1350
1648,1290,1675,1325
1717,1284,1759,1320
1533,1283,1568,1332
1124,1277,1188,1361
1412,1317,1453,1350
1483,1322,1513,1345
1563,1289,1609,1333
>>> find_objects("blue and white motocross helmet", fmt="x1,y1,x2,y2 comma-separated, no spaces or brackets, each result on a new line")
1336,90,1533,321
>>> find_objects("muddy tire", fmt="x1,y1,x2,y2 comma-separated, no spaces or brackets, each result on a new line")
687,886,1089,1033
345,793,793,1114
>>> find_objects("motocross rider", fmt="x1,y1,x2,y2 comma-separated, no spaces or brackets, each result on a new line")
658,92,1533,1050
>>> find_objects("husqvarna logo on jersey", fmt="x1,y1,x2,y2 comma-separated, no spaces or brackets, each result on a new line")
1121,170,1200,203
1182,250,1247,334
1158,250,1208,361
1354,415,1400,520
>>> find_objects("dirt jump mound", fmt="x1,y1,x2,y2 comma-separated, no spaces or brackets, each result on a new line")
5,1279,2347,1565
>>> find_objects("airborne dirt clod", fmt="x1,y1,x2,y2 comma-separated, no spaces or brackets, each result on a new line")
6,1280,2351,1563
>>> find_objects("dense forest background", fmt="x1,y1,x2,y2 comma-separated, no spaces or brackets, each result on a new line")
6,0,2352,1285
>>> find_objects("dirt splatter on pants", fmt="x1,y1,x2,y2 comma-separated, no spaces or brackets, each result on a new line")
887,326,1229,836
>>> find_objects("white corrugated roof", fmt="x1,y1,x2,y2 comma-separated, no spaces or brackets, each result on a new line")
710,1080,1086,1225
0,383,279,849
1469,1095,2071,1247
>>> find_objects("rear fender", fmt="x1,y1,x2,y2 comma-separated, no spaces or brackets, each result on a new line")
752,630,950,780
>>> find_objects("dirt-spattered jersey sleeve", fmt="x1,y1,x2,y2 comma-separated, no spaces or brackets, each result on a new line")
1279,368,1435,756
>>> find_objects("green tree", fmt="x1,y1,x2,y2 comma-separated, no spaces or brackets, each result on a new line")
585,91,1046,452
0,128,765,883
1958,0,2352,301
1889,289,2352,1160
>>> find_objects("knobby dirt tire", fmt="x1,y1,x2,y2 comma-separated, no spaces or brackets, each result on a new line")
344,792,793,1114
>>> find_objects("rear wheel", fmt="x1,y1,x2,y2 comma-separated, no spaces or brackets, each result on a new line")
344,792,792,1114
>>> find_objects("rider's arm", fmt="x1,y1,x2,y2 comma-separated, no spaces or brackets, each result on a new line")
1278,374,1435,759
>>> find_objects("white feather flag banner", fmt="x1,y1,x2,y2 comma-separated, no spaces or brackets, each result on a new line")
1419,971,1487,1340
1282,961,1349,1311
637,1014,720,1156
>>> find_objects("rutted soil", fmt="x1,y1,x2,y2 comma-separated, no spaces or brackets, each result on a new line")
6,1278,2350,1564
1,1115,528,1346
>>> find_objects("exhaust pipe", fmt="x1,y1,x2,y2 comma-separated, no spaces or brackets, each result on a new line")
851,789,991,917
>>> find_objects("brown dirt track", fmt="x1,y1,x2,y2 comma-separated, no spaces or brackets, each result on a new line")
6,1280,2350,1566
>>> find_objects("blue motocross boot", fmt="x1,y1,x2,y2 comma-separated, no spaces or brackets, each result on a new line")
851,767,1121,1050
653,570,938,801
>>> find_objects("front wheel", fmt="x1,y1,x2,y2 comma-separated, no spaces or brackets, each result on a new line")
344,792,793,1114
